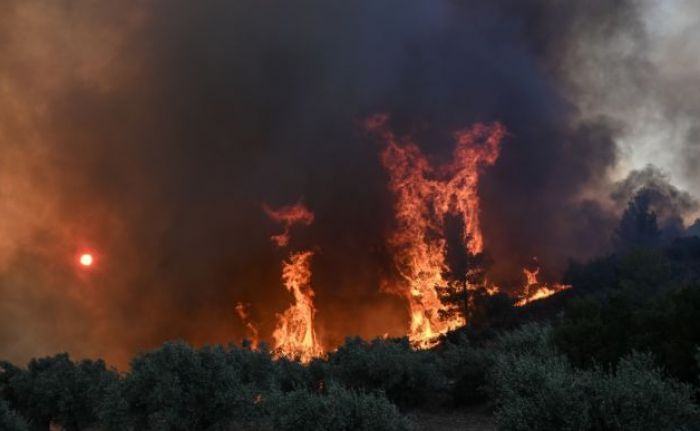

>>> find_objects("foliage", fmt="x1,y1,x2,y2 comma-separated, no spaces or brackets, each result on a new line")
274,356,311,393
554,284,700,383
440,334,492,406
488,346,700,431
0,399,28,431
101,342,262,431
614,192,661,251
587,352,699,431
269,384,413,431
556,236,700,384
324,337,447,408
0,353,117,431
485,323,591,430
490,353,590,431
96,341,416,430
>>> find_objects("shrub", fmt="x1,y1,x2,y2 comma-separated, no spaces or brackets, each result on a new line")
490,322,556,359
440,334,492,406
325,337,447,408
488,353,590,431
2,354,117,431
554,284,700,382
102,342,261,431
587,352,700,431
268,384,413,431
273,357,311,392
225,343,277,391
488,348,700,431
0,399,27,431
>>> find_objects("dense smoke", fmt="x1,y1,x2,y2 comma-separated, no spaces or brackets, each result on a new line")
611,165,698,237
0,0,697,366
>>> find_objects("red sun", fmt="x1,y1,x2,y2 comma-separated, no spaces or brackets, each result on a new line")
79,253,94,267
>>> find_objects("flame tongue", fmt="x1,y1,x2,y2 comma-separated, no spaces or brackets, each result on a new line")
272,250,323,362
368,114,506,348
264,202,323,362
516,267,571,306
263,203,315,247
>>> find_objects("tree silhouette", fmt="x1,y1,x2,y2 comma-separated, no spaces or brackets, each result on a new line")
614,192,661,250
437,215,490,323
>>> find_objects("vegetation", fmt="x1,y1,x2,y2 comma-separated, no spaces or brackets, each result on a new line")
0,399,27,431
268,385,412,431
2,206,700,429
488,326,699,431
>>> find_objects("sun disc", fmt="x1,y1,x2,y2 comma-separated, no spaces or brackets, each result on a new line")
79,253,94,267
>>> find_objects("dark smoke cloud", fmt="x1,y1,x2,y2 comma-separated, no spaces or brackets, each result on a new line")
611,165,699,236
0,0,690,366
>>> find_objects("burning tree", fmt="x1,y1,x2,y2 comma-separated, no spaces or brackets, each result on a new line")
436,215,492,324
366,114,505,347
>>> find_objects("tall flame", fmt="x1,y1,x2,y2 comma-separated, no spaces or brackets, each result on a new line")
367,114,506,348
272,250,323,362
265,202,323,362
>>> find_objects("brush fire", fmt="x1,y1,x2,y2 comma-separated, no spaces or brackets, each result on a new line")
235,115,572,361
4,0,696,385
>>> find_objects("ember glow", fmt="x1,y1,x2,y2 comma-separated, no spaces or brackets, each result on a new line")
367,114,506,348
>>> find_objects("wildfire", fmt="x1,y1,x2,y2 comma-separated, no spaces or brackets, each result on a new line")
366,114,506,348
515,267,571,306
272,250,323,362
238,122,571,359
265,202,323,362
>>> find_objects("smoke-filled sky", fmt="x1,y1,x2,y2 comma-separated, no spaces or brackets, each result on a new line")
1,0,698,367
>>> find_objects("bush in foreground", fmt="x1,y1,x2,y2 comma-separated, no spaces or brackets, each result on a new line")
588,352,699,431
269,384,413,431
489,353,590,430
0,354,116,431
0,399,27,431
489,330,700,431
325,337,447,408
100,342,262,431
440,334,492,406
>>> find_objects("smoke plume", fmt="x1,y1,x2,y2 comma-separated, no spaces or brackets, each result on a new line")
0,0,697,366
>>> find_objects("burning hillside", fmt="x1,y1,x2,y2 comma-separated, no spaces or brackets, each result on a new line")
0,0,697,368
237,116,573,360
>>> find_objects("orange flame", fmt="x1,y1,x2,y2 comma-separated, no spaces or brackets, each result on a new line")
264,202,323,362
234,302,259,348
272,250,323,362
515,267,571,306
367,114,505,348
263,202,314,247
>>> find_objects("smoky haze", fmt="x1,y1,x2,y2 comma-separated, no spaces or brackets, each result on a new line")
0,0,696,367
